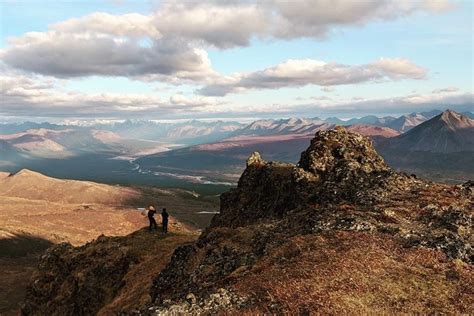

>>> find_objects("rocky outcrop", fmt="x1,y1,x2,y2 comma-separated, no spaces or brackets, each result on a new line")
21,237,135,316
21,229,198,316
212,127,402,228
149,128,473,314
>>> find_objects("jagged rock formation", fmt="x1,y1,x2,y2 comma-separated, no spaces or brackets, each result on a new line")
22,128,473,315
149,128,473,314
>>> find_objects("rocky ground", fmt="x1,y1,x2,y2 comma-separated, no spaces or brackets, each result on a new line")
21,127,473,314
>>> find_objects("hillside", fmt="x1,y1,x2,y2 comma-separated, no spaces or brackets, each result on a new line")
19,228,199,316
377,110,474,183
22,128,473,315
0,169,220,315
0,169,219,244
0,169,139,205
386,112,432,132
384,110,474,153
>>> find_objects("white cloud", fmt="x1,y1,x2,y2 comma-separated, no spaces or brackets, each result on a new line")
0,70,223,118
51,12,160,38
1,67,470,118
1,33,216,82
295,90,474,115
269,0,453,40
198,58,427,96
321,87,335,93
152,0,454,47
0,0,451,81
153,3,267,48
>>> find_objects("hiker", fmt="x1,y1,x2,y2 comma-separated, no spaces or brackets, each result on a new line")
161,208,169,233
148,206,157,231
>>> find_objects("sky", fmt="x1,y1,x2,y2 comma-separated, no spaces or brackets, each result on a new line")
0,0,472,122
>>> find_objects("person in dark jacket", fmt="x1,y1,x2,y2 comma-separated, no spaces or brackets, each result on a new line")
161,208,169,233
148,206,157,231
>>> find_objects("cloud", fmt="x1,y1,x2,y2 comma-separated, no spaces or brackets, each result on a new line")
268,0,453,40
152,0,454,48
0,70,223,118
432,86,460,94
0,0,451,81
1,33,216,82
328,91,474,114
51,12,159,38
153,3,267,48
235,91,472,118
1,67,470,118
198,58,427,96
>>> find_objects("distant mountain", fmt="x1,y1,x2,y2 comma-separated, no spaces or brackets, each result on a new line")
324,110,442,132
0,122,66,134
375,110,474,183
344,124,400,138
236,118,330,136
385,110,442,132
0,128,120,158
323,115,396,127
0,120,245,146
384,110,474,153
420,109,444,118
324,117,346,125
103,119,244,145
0,139,25,166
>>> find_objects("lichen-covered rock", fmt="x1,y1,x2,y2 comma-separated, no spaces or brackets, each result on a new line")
21,237,135,316
149,288,248,315
299,126,389,176
20,229,198,316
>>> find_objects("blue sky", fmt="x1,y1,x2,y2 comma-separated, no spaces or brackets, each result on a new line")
0,0,472,121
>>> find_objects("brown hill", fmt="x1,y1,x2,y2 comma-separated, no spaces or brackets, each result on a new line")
21,128,473,315
0,169,139,205
0,170,212,315
344,124,400,137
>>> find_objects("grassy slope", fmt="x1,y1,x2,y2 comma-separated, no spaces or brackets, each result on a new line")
98,229,199,314
234,232,473,314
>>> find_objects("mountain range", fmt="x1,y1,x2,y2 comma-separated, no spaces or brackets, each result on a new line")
1,109,473,187
136,110,474,184
17,127,473,315
3,109,471,143
382,110,474,152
